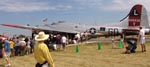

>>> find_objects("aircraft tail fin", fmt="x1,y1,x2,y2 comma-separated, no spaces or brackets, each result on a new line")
120,4,149,28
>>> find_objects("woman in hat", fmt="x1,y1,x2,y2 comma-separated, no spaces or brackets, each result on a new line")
34,31,55,67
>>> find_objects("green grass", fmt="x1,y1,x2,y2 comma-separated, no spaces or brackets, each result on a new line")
1,42,150,67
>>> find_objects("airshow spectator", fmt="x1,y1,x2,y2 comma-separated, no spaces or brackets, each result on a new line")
34,31,55,67
9,38,15,57
61,35,67,50
25,37,31,55
30,38,35,53
3,38,11,67
56,34,61,50
14,37,20,56
18,38,26,56
74,33,80,43
139,27,146,52
0,39,4,58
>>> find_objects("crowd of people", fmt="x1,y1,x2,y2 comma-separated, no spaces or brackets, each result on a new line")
46,32,88,50
0,32,88,67
0,35,35,66
0,32,88,57
0,36,35,57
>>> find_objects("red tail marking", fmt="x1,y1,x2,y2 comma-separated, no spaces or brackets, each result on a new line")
128,4,142,26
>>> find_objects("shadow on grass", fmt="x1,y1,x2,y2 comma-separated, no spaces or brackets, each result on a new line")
111,47,121,49
0,64,4,67
121,51,144,54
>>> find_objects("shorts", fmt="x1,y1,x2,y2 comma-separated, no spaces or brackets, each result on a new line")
3,52,11,58
140,38,145,45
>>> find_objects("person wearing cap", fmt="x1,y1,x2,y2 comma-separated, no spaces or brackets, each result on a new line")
139,27,146,52
34,31,55,67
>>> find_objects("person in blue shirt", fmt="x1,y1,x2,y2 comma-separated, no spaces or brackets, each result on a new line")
3,38,11,67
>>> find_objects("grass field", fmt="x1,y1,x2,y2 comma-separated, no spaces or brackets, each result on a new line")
0,41,150,67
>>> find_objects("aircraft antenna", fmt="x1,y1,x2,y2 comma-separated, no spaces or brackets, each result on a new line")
120,13,129,22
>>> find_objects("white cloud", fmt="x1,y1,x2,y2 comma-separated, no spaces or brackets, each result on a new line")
74,0,102,8
1,0,150,13
0,0,72,12
52,5,72,11
101,0,150,12
73,0,150,12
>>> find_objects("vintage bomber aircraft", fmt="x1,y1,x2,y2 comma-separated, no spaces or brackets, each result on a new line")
0,4,150,39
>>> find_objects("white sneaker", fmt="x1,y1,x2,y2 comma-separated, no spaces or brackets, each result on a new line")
5,64,11,67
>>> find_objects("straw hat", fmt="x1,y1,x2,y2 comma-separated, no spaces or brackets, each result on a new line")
35,31,49,41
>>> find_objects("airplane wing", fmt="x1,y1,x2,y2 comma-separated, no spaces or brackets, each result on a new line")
0,23,83,34
0,24,32,29
0,23,49,31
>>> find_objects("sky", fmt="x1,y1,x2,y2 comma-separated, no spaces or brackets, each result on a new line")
0,0,150,37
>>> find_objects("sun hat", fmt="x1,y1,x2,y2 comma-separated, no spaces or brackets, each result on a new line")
35,31,49,41
21,38,25,41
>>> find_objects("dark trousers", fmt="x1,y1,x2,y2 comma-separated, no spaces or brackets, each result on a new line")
36,61,50,67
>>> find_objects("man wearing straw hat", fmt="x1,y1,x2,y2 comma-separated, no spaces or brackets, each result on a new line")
34,31,55,67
